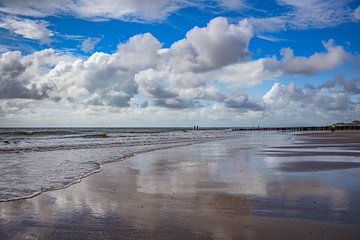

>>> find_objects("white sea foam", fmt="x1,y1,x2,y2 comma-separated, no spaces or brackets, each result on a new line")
0,128,236,201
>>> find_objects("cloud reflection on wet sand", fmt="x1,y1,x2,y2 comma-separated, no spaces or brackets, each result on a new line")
1,132,360,239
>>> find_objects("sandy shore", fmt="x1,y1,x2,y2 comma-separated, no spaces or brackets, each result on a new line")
1,131,360,239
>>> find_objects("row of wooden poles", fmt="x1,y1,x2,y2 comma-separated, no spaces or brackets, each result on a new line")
231,125,360,131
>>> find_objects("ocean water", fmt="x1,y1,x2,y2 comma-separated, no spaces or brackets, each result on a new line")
0,128,236,201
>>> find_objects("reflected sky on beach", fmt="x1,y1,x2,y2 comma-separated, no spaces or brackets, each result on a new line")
1,132,360,239
126,132,360,225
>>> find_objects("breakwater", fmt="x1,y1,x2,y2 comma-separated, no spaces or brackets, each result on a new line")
231,125,360,132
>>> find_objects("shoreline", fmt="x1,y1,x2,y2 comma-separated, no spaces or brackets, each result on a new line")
1,131,360,239
0,163,103,203
0,137,236,203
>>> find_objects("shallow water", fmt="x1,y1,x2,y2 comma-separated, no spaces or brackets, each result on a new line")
0,128,236,201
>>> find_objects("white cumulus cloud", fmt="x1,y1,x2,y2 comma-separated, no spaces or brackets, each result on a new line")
163,17,252,72
264,40,347,75
262,81,360,125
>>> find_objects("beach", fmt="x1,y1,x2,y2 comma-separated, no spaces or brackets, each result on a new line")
1,131,360,239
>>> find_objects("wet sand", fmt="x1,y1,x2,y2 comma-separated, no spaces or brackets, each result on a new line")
266,131,360,157
1,131,360,239
278,161,360,172
300,131,360,144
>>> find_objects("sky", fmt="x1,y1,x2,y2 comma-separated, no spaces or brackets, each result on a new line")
0,0,359,127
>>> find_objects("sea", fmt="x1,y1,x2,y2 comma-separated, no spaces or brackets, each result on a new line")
0,128,236,201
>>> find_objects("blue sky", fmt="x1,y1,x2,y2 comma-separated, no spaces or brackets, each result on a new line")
0,0,359,127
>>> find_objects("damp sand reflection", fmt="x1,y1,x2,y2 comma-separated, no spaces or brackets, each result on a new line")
1,132,360,239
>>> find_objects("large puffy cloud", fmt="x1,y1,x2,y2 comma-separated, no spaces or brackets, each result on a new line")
48,33,162,107
0,16,53,42
135,68,226,109
114,33,161,71
0,51,42,99
135,69,201,109
133,17,259,110
264,40,347,75
132,17,256,103
262,81,360,125
134,65,268,110
0,49,72,100
259,75,360,126
164,17,252,72
63,53,138,108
